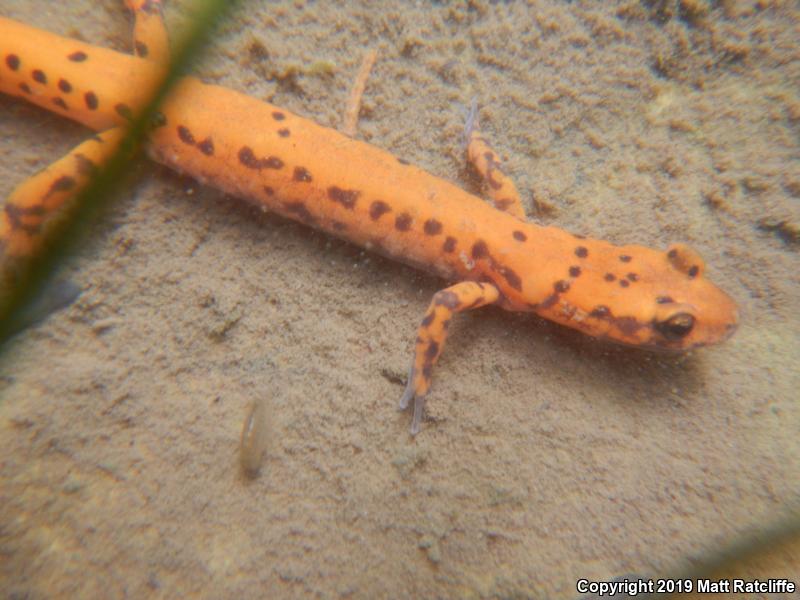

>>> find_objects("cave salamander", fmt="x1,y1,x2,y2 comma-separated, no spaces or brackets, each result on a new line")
0,1,738,433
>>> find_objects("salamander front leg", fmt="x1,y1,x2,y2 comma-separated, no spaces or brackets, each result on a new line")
463,98,526,220
399,281,500,435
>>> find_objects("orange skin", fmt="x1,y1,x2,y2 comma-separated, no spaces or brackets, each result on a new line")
0,4,738,433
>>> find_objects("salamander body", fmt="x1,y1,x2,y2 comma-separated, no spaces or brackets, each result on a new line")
0,6,738,433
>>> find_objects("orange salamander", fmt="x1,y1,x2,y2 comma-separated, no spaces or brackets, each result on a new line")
0,2,738,434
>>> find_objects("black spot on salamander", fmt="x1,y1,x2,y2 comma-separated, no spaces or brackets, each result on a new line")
627,272,639,282
422,364,433,381
397,157,410,165
485,170,503,190
434,290,460,309
590,305,611,318
369,200,391,221
420,312,435,327
667,249,678,259
425,341,440,361
604,273,616,282
619,254,632,263
141,0,159,15
84,91,98,110
197,138,214,156
67,51,88,62
513,230,527,242
134,40,149,58
263,186,274,196
619,279,630,288
58,79,72,93
615,316,642,336
499,265,522,291
238,146,283,170
442,236,457,253
656,296,674,304
569,265,581,277
423,219,442,236
539,293,559,310
16,201,45,218
471,240,489,260
284,201,315,224
177,125,195,145
115,103,133,120
481,152,506,190
278,128,290,138
554,280,570,293
19,82,32,95
394,213,412,231
46,175,76,197
4,204,43,235
150,111,167,128
4,204,23,231
32,69,47,85
495,198,514,211
52,97,68,110
6,54,20,71
327,186,359,209
272,111,286,121
74,154,96,176
293,167,312,182
575,246,588,258
687,265,699,278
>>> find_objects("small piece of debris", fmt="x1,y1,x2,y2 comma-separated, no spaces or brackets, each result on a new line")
240,398,269,478
418,536,441,564
757,218,800,248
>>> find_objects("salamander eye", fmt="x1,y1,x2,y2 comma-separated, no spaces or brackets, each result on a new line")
655,312,695,340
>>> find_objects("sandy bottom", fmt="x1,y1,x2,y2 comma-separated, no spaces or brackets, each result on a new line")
1,1,798,597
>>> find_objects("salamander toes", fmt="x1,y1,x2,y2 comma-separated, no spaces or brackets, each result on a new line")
398,385,414,411
398,363,426,434
462,96,480,150
410,394,427,436
398,389,426,435
398,363,416,410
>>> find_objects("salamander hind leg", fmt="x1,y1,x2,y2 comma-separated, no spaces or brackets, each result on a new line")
464,98,526,220
125,0,170,63
399,281,500,435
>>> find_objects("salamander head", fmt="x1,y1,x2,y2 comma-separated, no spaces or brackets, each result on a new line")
533,241,739,352
599,243,738,351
